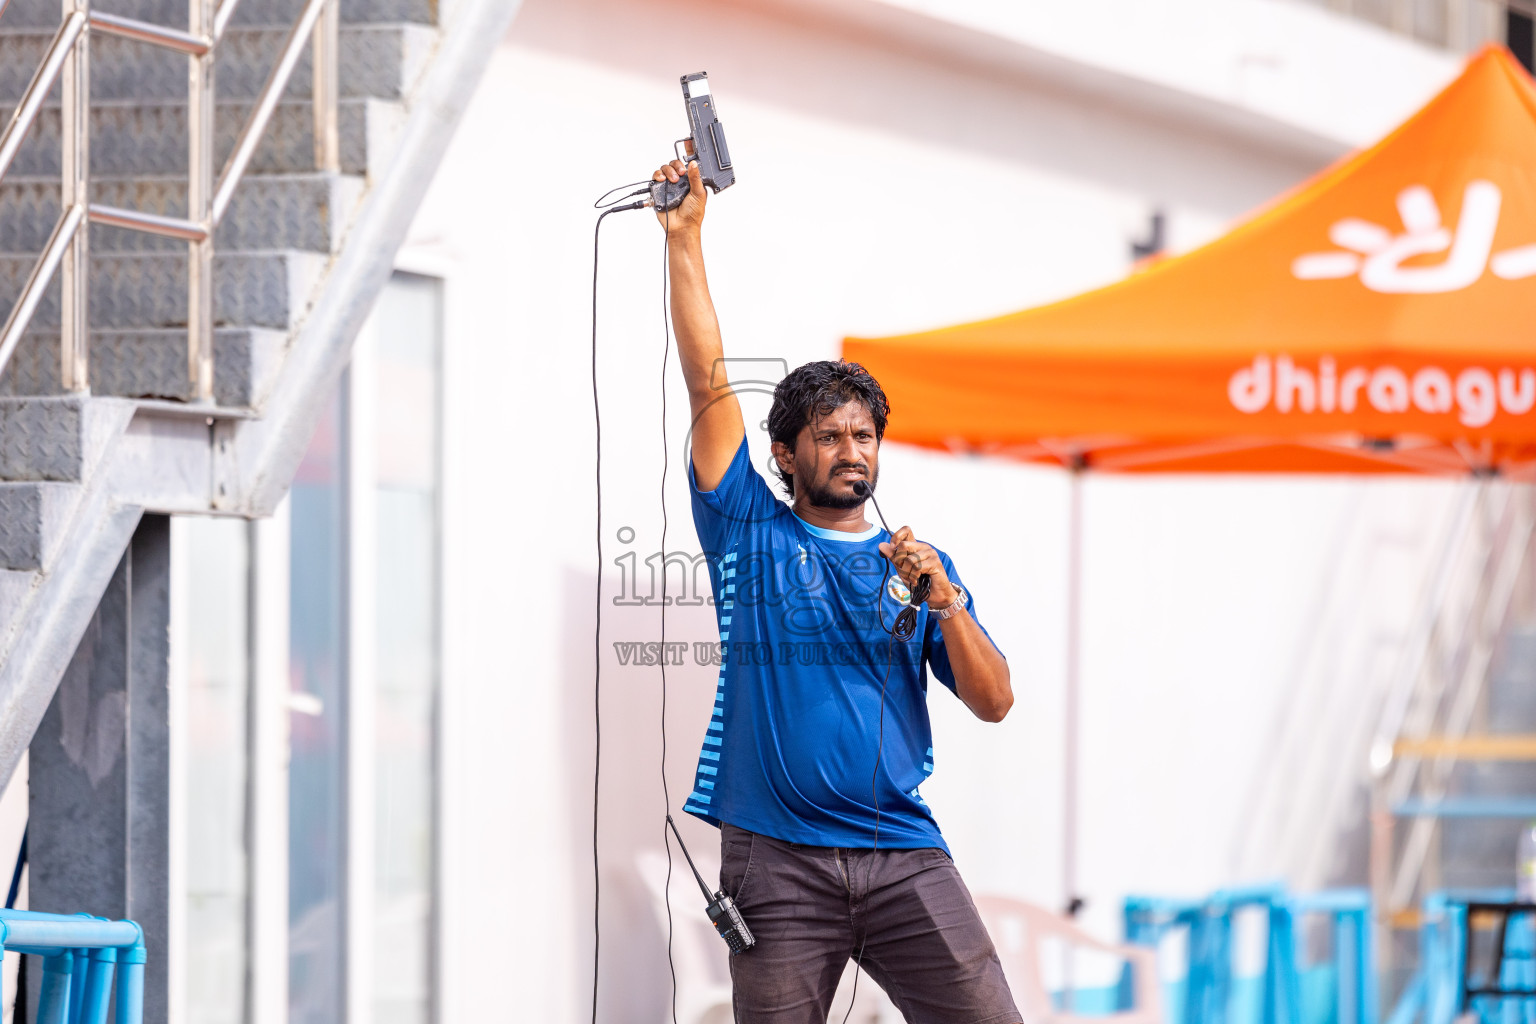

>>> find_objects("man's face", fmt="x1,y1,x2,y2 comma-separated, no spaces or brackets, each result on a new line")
774,401,880,509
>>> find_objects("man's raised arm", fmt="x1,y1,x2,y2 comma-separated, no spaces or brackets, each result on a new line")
654,158,744,491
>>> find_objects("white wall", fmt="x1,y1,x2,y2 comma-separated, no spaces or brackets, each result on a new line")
400,0,1462,1016
870,0,1461,147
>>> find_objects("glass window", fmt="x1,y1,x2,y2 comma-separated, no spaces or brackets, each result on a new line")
370,273,441,1024
289,387,348,1024
178,516,251,1024
1511,6,1535,73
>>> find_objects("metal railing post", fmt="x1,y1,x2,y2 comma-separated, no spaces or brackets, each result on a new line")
188,0,216,401
312,0,339,173
60,0,89,392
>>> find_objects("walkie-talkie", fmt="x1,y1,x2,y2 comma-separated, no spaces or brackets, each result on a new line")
666,815,754,955
650,72,735,212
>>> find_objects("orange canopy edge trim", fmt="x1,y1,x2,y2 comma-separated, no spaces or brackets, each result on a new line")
842,47,1536,475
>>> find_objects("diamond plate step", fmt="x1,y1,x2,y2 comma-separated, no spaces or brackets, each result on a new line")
0,0,435,29
8,97,403,177
0,174,364,253
0,250,328,329
0,482,77,571
0,396,124,483
0,328,286,406
0,24,436,104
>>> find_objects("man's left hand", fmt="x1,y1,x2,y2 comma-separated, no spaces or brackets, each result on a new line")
879,526,959,608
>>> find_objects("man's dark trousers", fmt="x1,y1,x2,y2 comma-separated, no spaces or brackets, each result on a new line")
720,824,1021,1024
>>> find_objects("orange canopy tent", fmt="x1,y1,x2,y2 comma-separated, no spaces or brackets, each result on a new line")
841,45,1536,908
844,46,1536,477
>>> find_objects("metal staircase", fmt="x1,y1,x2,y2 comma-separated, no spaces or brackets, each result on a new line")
1227,485,1470,892
1366,483,1536,984
1222,480,1536,985
0,0,518,793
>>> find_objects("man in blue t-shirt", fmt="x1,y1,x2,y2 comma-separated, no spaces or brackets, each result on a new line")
653,158,1020,1024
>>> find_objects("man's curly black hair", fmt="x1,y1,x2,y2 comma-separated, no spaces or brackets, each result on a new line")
766,360,891,497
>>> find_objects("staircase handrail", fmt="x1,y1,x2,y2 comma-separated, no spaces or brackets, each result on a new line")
1383,487,1530,804
1229,483,1484,889
0,0,339,400
1382,486,1534,913
1364,483,1536,920
1368,482,1487,781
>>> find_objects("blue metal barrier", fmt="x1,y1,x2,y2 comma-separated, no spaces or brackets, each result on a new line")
1273,889,1379,1024
1394,891,1536,1024
1122,885,1376,1024
1123,884,1285,1024
0,908,145,1024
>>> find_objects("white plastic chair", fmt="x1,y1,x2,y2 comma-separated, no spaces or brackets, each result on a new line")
975,895,1164,1024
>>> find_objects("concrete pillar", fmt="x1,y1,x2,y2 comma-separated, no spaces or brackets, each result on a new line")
27,514,171,1023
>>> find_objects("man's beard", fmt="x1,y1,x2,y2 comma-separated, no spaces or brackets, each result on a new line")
801,465,878,510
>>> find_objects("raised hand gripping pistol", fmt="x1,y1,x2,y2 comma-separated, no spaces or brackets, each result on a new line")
650,72,736,212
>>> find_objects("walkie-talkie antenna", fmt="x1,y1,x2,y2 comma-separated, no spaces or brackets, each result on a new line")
666,815,715,902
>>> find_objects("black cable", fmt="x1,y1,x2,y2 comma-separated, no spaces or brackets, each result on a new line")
594,180,653,210
842,486,927,1022
589,184,667,1024
591,205,619,1024
660,203,681,1024
841,623,898,1023
865,489,929,641
6,824,26,909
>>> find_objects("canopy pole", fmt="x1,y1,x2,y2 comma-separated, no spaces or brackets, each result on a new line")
1064,465,1084,918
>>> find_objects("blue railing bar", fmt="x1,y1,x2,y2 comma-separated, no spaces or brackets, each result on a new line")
0,910,144,1024
1205,881,1287,906
1124,900,1199,919
0,916,142,949
115,951,144,1024
0,908,97,920
1125,882,1284,921
81,948,116,1024
1288,888,1373,912
69,945,88,1023
1427,888,1518,911
1392,798,1536,818
37,950,72,1024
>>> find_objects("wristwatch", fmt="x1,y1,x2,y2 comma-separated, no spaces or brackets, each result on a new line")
930,586,968,620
